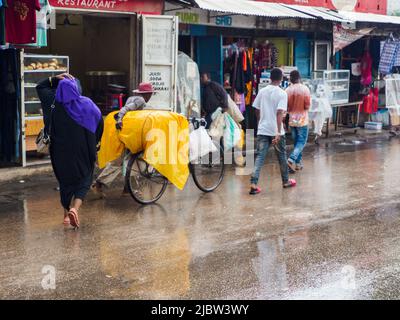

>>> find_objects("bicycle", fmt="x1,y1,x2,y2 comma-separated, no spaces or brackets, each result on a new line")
124,117,225,205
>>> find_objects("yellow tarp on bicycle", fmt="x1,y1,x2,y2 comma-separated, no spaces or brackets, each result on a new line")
98,110,190,190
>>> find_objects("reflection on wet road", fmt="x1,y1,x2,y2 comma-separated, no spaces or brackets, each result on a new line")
1,138,400,299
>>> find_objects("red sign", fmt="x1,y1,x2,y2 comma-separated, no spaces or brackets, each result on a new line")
256,0,387,14
48,0,163,14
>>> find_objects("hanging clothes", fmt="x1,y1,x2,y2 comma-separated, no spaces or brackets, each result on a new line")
0,0,7,45
360,51,372,86
0,48,20,163
5,0,41,44
361,88,379,114
231,50,246,94
245,49,253,105
379,40,400,75
271,45,278,68
23,0,51,47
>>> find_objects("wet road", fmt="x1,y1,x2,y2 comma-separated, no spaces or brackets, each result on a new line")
2,138,400,299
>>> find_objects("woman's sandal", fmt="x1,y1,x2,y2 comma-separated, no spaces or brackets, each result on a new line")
63,215,70,226
68,208,80,230
283,179,297,189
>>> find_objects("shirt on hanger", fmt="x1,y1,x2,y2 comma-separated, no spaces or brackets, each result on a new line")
23,0,51,47
6,0,41,44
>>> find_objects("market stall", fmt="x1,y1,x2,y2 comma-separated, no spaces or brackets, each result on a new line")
0,0,165,167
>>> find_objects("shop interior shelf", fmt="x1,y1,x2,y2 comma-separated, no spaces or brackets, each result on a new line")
26,115,43,120
24,69,67,73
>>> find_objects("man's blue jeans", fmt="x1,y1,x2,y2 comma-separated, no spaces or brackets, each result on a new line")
250,135,289,185
289,126,309,165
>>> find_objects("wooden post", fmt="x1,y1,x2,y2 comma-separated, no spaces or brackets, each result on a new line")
129,14,138,92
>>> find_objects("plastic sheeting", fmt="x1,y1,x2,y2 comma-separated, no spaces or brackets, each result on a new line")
176,52,201,117
98,110,190,190
386,77,400,115
308,82,333,136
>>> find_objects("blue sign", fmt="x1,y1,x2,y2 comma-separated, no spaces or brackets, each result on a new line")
215,16,232,26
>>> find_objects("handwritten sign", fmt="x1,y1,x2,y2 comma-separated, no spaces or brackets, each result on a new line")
142,15,178,110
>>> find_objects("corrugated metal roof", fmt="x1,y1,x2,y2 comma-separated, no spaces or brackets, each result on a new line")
339,10,400,25
282,5,350,23
194,0,315,19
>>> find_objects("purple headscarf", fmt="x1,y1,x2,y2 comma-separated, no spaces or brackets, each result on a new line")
55,79,102,134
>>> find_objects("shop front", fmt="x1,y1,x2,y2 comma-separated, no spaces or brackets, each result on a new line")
0,0,165,167
326,12,400,133
166,0,337,129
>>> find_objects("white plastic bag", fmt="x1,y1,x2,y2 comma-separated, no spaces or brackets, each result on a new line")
224,113,241,150
208,110,225,140
189,126,218,162
227,94,244,124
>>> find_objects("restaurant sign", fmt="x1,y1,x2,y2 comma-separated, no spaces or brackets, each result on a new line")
48,0,163,14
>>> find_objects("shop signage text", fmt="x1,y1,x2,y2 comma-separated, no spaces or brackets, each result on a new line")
169,6,256,29
176,12,199,24
215,16,232,26
48,0,163,13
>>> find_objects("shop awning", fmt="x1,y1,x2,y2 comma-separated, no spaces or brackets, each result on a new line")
339,11,400,25
193,0,315,19
281,5,350,23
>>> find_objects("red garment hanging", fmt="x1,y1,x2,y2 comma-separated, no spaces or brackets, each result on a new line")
5,0,40,44
360,51,373,86
361,88,379,114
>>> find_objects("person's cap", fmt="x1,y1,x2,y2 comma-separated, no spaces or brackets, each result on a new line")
133,82,155,94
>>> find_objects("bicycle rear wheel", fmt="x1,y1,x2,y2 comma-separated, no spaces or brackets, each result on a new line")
190,142,225,192
125,153,168,205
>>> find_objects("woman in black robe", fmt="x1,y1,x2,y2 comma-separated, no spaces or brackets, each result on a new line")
36,74,103,229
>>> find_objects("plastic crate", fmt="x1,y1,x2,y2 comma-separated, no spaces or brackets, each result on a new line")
364,122,383,130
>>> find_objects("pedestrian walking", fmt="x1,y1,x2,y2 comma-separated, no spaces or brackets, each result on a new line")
200,72,228,128
93,82,155,194
286,70,311,172
36,74,103,229
249,68,296,195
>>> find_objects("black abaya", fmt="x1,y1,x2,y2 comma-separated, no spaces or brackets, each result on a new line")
36,78,103,209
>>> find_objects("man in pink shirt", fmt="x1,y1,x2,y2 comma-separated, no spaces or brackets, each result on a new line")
286,70,311,172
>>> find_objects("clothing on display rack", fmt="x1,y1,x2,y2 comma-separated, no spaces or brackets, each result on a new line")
23,0,51,47
0,0,7,45
379,38,400,75
0,48,21,163
360,51,372,86
361,87,379,114
5,0,41,44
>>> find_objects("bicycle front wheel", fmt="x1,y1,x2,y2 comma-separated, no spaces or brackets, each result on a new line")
125,153,168,205
190,143,225,192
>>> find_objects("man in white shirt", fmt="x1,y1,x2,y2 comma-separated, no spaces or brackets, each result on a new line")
250,68,296,195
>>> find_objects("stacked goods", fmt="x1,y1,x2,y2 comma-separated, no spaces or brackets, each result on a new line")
25,59,66,71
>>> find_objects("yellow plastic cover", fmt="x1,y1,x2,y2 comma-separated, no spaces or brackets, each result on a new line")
98,110,190,190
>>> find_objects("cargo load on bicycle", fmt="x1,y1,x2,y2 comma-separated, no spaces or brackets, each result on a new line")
98,110,190,190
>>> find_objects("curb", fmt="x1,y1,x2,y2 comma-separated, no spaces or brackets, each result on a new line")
0,164,53,184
